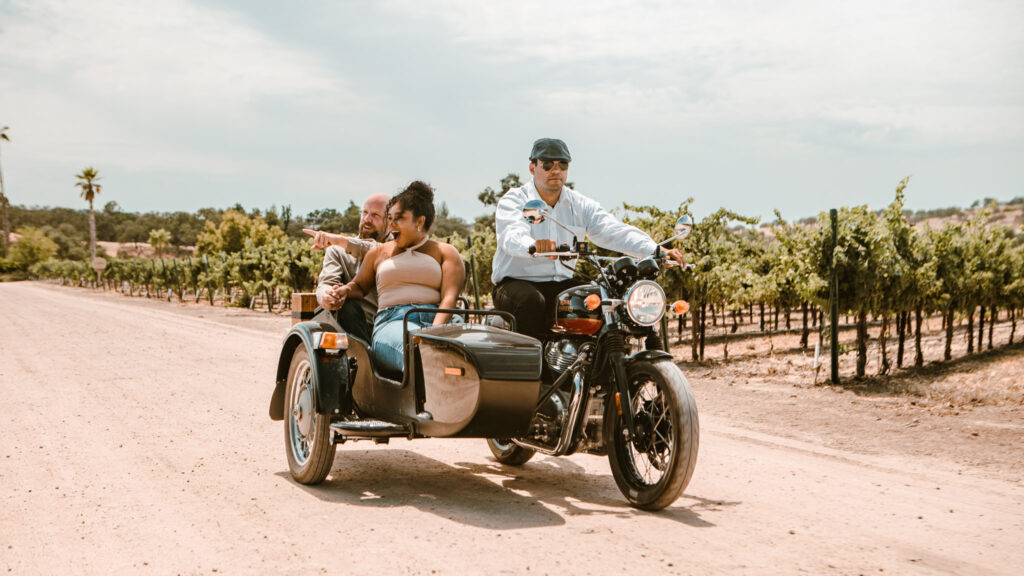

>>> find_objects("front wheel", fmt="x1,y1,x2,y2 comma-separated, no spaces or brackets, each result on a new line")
486,438,536,465
285,346,336,484
605,360,699,510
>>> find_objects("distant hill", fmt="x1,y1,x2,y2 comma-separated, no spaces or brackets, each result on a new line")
788,197,1024,232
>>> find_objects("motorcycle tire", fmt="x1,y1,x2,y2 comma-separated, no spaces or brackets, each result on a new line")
285,346,336,484
486,438,536,466
605,359,699,510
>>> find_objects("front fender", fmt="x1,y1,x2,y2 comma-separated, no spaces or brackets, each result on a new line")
269,320,349,421
625,349,674,366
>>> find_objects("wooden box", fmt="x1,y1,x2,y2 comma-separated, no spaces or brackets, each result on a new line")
291,292,319,325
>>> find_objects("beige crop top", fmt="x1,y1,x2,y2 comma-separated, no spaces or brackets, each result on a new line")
376,237,443,310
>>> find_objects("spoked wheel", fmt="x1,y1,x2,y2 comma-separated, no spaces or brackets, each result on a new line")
285,346,335,484
606,360,699,510
486,438,536,465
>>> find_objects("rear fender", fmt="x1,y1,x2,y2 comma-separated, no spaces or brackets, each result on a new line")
269,321,349,421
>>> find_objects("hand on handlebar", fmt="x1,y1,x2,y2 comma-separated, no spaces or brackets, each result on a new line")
660,247,688,268
532,238,557,260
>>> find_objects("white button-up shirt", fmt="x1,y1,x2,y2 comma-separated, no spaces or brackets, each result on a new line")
492,181,658,284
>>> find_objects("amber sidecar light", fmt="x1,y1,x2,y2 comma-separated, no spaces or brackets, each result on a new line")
584,294,602,310
318,332,349,350
672,300,690,315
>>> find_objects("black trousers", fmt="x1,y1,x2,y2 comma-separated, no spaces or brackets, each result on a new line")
492,278,583,338
337,298,372,344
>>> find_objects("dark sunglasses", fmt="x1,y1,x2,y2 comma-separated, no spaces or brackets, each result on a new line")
537,159,569,171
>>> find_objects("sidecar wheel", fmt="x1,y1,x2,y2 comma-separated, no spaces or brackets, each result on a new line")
486,438,536,465
285,346,336,484
606,360,699,510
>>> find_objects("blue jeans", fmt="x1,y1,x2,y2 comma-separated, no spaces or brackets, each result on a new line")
372,304,437,375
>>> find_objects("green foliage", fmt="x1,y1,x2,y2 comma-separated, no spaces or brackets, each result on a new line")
33,237,324,308
20,170,1024,375
38,223,89,260
432,202,471,238
306,202,360,233
9,227,59,270
477,173,523,207
619,199,701,300
443,228,497,299
771,213,824,308
196,210,285,255
148,228,171,257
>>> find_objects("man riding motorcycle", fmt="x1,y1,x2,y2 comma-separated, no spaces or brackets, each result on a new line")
492,137,687,339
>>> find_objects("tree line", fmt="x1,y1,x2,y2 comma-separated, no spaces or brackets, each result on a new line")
11,171,1024,379
3,199,471,259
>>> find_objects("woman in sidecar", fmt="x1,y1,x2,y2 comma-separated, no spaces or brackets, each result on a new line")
272,181,543,484
327,181,465,375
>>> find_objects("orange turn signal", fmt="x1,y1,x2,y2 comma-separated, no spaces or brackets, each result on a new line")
672,300,690,315
318,332,349,350
584,294,602,310
444,367,465,376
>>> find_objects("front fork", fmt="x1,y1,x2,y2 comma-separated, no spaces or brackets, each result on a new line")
600,298,636,442
609,343,636,442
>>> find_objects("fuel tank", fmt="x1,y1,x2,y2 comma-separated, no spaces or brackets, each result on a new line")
552,284,603,335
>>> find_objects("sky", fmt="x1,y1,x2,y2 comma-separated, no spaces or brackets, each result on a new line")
1,0,1022,226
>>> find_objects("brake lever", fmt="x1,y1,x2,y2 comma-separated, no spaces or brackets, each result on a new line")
659,261,696,270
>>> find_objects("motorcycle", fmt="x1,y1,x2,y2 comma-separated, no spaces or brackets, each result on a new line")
269,203,699,510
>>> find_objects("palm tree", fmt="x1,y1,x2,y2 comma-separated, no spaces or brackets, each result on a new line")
74,167,102,259
148,228,171,258
1,126,10,258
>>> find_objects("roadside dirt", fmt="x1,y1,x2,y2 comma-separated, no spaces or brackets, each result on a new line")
670,321,1024,485
2,281,1022,575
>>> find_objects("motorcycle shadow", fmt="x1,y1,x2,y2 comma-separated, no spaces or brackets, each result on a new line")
282,448,565,529
455,458,716,527
282,449,714,528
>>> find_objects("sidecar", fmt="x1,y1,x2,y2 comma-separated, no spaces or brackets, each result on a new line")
269,306,543,484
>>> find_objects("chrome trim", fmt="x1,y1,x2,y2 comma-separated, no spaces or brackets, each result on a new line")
514,365,587,456
624,280,666,326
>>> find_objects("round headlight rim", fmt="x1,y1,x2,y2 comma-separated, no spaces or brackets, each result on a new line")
624,280,666,326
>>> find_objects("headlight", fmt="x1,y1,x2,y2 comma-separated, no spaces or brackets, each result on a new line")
624,280,665,326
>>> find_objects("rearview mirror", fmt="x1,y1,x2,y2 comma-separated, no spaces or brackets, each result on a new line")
658,215,694,246
522,199,548,224
673,215,693,239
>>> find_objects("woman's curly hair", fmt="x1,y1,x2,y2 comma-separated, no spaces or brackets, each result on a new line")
387,180,436,231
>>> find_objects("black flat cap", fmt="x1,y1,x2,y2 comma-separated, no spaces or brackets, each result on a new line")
529,138,571,162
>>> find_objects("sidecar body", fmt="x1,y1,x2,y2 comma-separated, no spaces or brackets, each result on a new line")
270,307,542,440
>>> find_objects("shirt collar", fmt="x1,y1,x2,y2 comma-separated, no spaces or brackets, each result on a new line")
528,180,567,209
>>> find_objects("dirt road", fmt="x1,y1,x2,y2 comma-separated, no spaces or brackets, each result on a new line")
2,282,1022,575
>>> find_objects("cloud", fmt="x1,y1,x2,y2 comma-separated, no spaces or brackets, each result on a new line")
0,0,361,185
1,0,348,114
379,0,1024,148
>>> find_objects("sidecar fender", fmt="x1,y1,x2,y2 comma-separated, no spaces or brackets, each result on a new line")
626,349,674,365
269,320,349,421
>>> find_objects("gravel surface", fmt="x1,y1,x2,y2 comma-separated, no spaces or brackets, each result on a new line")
2,281,1022,575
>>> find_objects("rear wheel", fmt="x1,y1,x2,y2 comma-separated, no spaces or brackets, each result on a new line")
606,360,699,510
486,438,536,465
285,346,335,484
